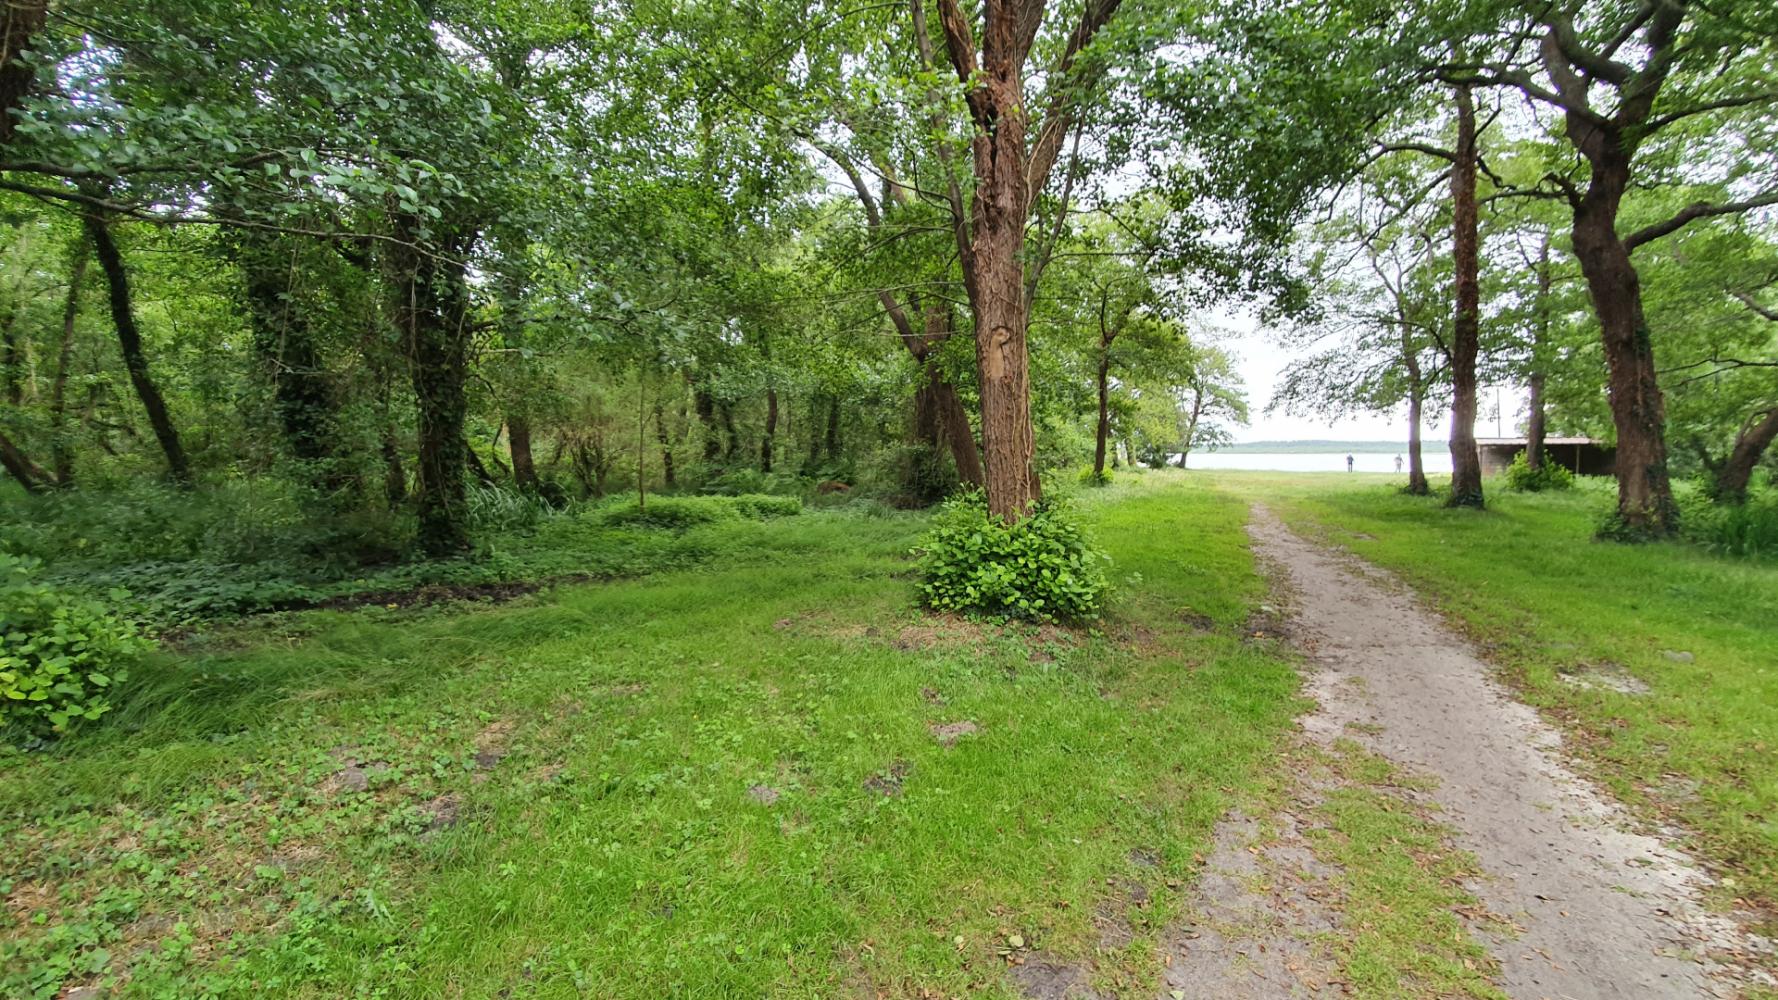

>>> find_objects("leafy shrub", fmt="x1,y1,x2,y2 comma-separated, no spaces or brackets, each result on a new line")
1501,452,1574,492
1678,485,1778,558
917,492,1110,623
730,494,803,519
599,493,802,530
1077,466,1113,487
1,556,150,738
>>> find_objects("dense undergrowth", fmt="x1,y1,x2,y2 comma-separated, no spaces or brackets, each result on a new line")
0,479,833,625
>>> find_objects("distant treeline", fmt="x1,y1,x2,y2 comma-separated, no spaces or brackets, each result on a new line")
1218,441,1404,455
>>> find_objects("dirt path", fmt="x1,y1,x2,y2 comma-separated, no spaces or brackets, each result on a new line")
1167,505,1770,999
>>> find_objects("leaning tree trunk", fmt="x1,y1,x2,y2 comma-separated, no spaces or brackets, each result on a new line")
0,429,45,491
85,212,191,486
1571,158,1676,536
1446,82,1484,509
389,213,474,556
49,250,87,487
1715,409,1778,504
508,415,537,492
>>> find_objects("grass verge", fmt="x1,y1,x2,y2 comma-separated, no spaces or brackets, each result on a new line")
3,476,1301,998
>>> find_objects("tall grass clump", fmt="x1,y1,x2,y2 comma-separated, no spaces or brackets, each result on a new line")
1678,485,1778,558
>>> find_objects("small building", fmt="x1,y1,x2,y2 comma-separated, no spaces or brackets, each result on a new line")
1476,437,1615,477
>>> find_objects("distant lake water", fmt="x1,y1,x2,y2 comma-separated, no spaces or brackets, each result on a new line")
1179,451,1456,474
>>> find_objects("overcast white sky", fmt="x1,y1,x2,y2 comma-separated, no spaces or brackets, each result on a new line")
1210,304,1528,444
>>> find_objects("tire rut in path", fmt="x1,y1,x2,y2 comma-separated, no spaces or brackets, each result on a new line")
1225,504,1772,1000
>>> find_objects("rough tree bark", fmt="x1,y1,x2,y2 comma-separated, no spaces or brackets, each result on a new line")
84,212,191,486
1446,82,1484,508
932,0,1121,520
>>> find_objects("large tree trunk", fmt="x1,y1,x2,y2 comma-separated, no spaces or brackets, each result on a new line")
85,213,191,486
1571,157,1676,536
49,250,87,487
1715,408,1778,504
389,213,475,556
1446,83,1484,508
968,146,1040,520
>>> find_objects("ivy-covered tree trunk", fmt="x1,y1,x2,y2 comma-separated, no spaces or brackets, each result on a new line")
84,212,191,486
389,213,475,556
1715,409,1778,504
235,237,352,498
1445,82,1484,509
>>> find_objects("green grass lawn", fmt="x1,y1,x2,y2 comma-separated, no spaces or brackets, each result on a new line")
1214,470,1778,926
2,478,1306,998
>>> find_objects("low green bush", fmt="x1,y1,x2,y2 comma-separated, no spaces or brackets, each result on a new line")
599,493,802,530
1678,485,1778,558
917,492,1110,623
1077,466,1113,487
1,556,150,738
1502,452,1574,492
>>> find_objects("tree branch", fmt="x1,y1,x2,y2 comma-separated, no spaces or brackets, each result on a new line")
1624,190,1778,250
